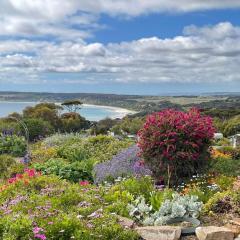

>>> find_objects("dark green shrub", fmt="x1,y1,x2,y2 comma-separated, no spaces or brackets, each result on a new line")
23,102,62,129
23,118,54,141
0,133,26,157
0,155,16,179
209,156,240,176
60,112,90,132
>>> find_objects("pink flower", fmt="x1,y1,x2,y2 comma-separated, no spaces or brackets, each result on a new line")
79,181,89,186
33,227,44,234
34,233,47,240
8,178,16,184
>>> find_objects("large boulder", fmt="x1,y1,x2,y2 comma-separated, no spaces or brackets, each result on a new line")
135,226,181,240
196,226,234,240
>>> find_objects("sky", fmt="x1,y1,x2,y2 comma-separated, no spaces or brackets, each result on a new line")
0,0,240,95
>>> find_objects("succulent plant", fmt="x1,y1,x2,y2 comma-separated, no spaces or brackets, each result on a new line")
128,193,203,226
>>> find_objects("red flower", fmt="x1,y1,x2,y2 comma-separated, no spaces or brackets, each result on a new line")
79,181,89,186
138,108,215,185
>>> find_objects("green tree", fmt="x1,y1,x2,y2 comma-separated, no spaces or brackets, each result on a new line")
61,100,83,113
90,118,117,135
23,103,62,129
60,112,90,132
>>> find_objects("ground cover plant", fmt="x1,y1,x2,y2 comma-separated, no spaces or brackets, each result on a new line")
0,169,139,240
31,134,134,183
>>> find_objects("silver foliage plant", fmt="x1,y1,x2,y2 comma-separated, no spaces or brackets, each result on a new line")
128,193,203,226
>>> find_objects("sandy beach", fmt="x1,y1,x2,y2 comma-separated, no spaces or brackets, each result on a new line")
0,101,136,120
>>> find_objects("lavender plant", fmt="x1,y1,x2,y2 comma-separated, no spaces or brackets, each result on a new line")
93,145,151,184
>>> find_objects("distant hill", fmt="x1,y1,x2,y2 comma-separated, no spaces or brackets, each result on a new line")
0,91,239,114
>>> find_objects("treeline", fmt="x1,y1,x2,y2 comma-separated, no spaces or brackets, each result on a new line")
0,103,90,141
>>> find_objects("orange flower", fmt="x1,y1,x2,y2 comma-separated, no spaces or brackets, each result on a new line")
24,179,30,185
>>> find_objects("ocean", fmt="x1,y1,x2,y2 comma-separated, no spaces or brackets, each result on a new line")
0,102,132,121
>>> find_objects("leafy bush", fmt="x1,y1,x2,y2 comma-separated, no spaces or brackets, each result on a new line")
23,102,62,129
31,135,133,182
23,118,54,141
105,177,154,201
60,112,90,132
31,142,58,163
0,120,19,135
94,145,151,184
91,118,117,135
138,108,215,186
149,189,175,212
0,133,26,157
111,117,145,135
209,156,240,176
57,135,133,163
0,155,16,179
203,191,234,214
103,177,154,217
223,115,240,136
34,158,94,182
215,175,235,191
43,133,84,147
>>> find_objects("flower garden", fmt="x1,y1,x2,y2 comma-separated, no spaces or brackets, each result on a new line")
0,108,240,239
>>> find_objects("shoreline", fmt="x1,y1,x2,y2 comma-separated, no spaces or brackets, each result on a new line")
0,101,136,120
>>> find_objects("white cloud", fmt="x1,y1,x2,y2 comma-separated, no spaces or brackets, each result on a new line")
1,22,240,85
0,0,240,40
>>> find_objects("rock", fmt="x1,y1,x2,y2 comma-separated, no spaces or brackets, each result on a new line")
233,177,240,191
117,216,135,229
135,226,181,240
225,223,240,237
225,218,240,237
230,218,240,226
196,226,234,240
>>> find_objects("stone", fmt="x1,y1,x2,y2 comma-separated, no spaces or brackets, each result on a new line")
135,226,181,240
117,216,135,229
230,218,240,226
196,226,234,240
225,223,240,237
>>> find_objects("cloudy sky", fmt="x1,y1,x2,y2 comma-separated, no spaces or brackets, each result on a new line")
0,0,240,94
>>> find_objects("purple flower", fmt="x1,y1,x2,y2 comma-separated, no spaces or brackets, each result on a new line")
93,145,151,183
21,153,31,164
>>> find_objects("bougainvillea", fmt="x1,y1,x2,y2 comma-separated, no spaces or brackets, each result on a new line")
138,108,215,186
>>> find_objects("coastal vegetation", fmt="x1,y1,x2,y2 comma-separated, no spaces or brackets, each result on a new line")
0,95,240,239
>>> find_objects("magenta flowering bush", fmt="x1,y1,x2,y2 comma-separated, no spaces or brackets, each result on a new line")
138,108,215,186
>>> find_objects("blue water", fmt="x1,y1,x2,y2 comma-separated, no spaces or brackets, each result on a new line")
0,102,124,121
